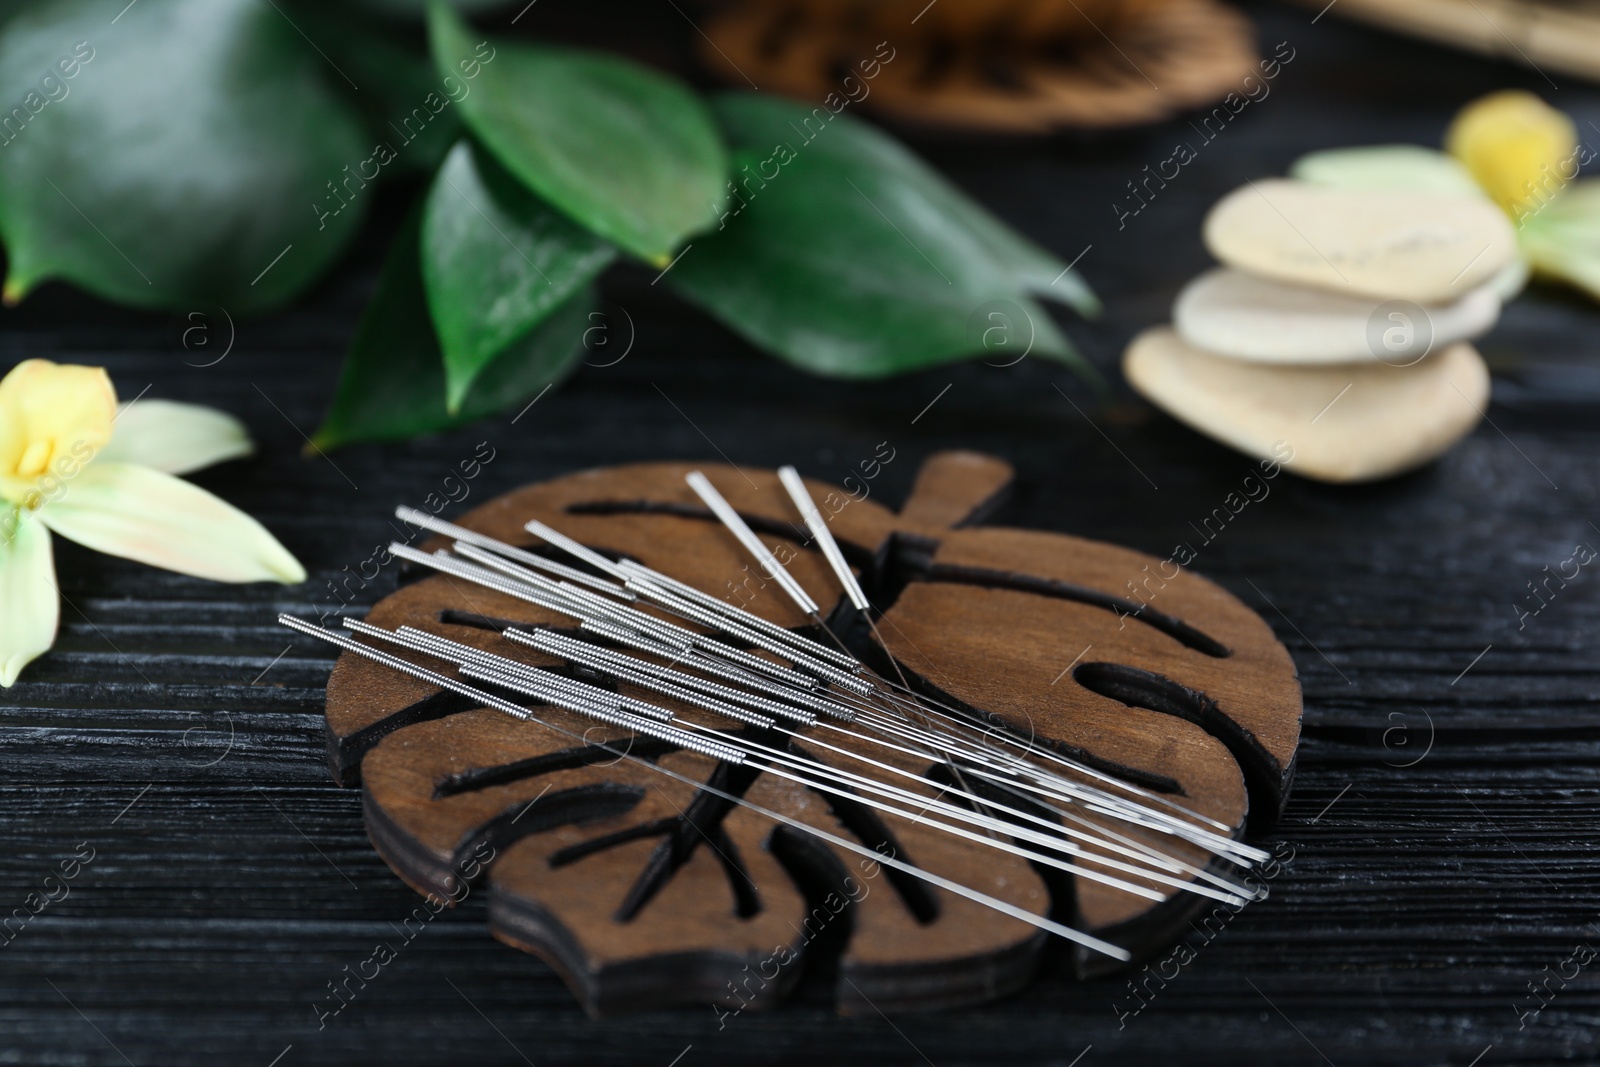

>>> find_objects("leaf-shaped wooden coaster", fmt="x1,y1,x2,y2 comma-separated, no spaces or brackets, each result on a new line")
322,451,1301,1015
695,0,1262,133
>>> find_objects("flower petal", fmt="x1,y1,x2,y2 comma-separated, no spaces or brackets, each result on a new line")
98,399,254,475
35,463,305,584
0,360,116,504
1520,179,1600,301
1447,90,1577,220
1290,145,1483,197
0,507,58,686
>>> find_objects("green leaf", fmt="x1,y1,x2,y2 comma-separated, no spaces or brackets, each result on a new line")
0,0,369,314
1289,145,1485,197
347,0,518,17
427,1,727,264
1521,179,1600,301
314,210,593,449
935,184,1099,316
326,19,462,174
667,93,1097,379
423,140,617,412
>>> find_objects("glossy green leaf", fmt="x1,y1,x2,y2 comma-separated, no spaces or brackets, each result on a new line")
327,19,461,174
1521,179,1600,301
668,93,1096,379
428,1,726,264
314,211,593,449
423,140,617,412
0,0,369,314
1289,145,1484,197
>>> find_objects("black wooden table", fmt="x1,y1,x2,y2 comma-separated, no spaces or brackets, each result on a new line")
4,4,1598,1064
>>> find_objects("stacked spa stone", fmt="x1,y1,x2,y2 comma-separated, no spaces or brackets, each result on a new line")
1124,179,1517,483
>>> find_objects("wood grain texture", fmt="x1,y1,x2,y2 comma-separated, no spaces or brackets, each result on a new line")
2,4,1599,1062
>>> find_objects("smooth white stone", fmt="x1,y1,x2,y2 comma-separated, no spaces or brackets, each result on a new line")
1487,257,1529,301
1173,267,1500,364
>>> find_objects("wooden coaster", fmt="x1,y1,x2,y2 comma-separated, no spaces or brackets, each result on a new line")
322,451,1301,1015
696,0,1262,133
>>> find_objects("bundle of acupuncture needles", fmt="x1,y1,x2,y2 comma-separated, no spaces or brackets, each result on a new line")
279,465,1271,962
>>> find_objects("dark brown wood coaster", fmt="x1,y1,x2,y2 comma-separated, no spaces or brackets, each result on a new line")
321,451,1301,1016
695,0,1262,133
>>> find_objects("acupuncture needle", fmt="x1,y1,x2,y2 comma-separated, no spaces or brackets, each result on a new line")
681,471,965,749
337,618,1242,902
279,614,1134,961
344,614,1222,878
773,464,1008,839
696,471,1125,851
673,475,1228,837
391,508,1241,843
356,616,1252,891
375,620,1235,886
403,531,1242,852
395,506,632,598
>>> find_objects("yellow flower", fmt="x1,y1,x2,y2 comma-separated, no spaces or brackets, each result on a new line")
1446,90,1578,221
0,359,305,685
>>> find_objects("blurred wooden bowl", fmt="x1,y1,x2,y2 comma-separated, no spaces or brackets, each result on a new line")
698,0,1261,133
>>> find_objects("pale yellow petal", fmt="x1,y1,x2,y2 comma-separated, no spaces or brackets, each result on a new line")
0,381,23,501
98,399,254,475
0,360,116,504
0,507,58,686
35,463,305,584
1446,90,1578,220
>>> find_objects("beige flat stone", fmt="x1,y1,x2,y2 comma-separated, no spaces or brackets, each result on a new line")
1123,326,1489,483
1202,180,1517,303
1173,267,1501,364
